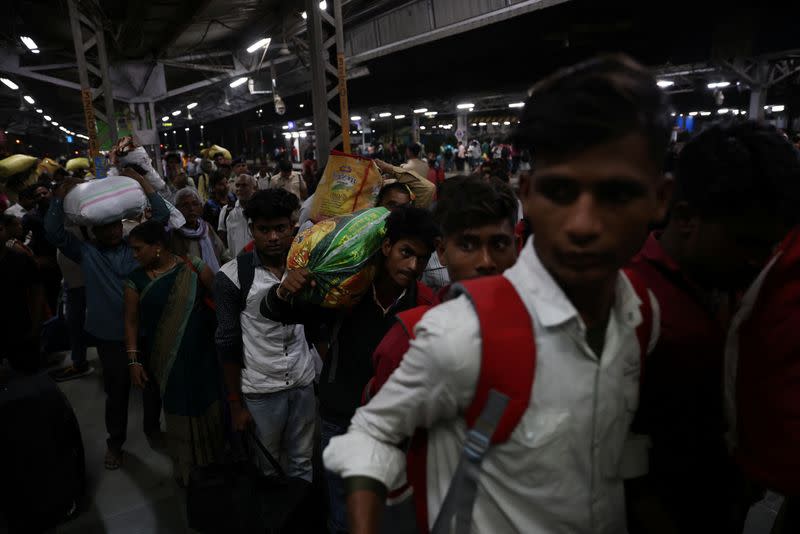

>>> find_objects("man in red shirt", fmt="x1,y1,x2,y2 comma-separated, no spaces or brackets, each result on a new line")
368,176,520,399
630,122,800,532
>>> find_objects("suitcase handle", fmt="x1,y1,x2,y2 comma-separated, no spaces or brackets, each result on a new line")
244,427,286,480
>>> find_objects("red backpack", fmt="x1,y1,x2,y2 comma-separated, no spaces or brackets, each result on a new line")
382,271,653,533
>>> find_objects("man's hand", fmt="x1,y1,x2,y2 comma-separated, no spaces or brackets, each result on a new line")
277,268,315,300
374,159,392,173
230,402,253,431
130,364,149,389
121,167,155,194
53,178,82,199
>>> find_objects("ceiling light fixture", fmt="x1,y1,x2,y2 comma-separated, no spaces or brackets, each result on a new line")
301,11,307,20
508,102,525,108
656,80,675,88
35,108,42,113
350,115,361,121
44,115,51,121
456,103,474,109
700,111,711,116
246,37,271,54
23,95,34,104
230,77,248,88
172,110,181,116
394,114,406,119
0,78,19,90
20,36,38,53
161,116,169,121
319,1,327,10
187,102,198,109
378,112,391,118
707,81,731,89
413,108,427,114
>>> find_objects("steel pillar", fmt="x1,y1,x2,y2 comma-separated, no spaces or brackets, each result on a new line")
412,115,420,144
67,0,117,156
307,0,330,167
306,0,351,167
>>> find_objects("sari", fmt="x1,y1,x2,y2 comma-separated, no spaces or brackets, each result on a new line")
127,256,223,484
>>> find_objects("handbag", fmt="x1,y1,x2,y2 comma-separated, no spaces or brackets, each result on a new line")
186,427,312,533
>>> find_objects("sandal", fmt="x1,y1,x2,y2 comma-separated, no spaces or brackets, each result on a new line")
105,448,123,470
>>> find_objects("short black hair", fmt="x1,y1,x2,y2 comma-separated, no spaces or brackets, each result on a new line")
675,121,800,225
244,188,300,222
1,214,20,228
407,143,422,158
384,205,439,252
278,159,293,173
209,170,228,187
435,176,518,237
128,219,167,246
19,185,39,200
514,53,671,167
375,182,412,206
233,157,246,166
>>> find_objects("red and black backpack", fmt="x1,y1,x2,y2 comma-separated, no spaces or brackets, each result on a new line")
382,271,653,533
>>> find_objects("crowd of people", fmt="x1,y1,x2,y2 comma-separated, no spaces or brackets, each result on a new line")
1,52,799,534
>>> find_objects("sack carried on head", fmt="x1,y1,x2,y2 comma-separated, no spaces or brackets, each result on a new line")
63,176,147,226
0,155,39,195
287,207,389,308
110,136,166,191
308,151,382,222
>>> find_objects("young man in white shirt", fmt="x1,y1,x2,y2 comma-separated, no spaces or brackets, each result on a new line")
214,188,317,481
323,54,672,534
218,173,256,257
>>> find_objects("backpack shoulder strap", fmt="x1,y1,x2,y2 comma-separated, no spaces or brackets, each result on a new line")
454,275,536,444
236,252,256,311
396,305,432,339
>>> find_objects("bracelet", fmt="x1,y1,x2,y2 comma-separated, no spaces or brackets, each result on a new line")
128,361,142,367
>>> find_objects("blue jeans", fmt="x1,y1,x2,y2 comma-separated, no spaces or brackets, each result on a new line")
245,384,316,482
321,419,348,533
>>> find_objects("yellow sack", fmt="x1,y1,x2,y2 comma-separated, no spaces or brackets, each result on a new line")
0,154,38,179
37,157,61,177
207,144,232,161
66,157,91,172
309,151,382,221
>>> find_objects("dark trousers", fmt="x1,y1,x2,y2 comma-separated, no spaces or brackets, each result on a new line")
65,287,88,368
95,339,161,451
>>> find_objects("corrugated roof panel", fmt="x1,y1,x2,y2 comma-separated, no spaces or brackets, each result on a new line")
375,1,432,45
347,21,380,56
432,0,507,27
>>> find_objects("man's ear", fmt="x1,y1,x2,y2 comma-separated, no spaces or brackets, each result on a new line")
381,237,392,257
654,174,674,225
436,237,447,267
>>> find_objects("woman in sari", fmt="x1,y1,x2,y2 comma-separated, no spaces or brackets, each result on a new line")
168,187,228,272
124,219,223,485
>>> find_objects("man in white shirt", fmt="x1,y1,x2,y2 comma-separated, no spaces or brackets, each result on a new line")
263,159,308,201
214,188,317,481
218,173,256,257
400,142,429,179
323,53,672,533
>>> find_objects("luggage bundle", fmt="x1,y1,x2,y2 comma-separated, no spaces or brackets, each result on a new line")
0,154,40,196
108,136,165,191
63,175,148,226
287,207,390,308
308,151,383,222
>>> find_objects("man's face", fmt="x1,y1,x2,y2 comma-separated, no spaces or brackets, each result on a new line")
681,211,787,291
93,221,124,248
440,220,518,282
213,180,228,197
35,186,51,209
381,237,432,288
235,177,255,203
378,189,411,211
520,133,667,294
250,216,293,259
233,162,248,176
176,195,203,228
280,168,292,179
